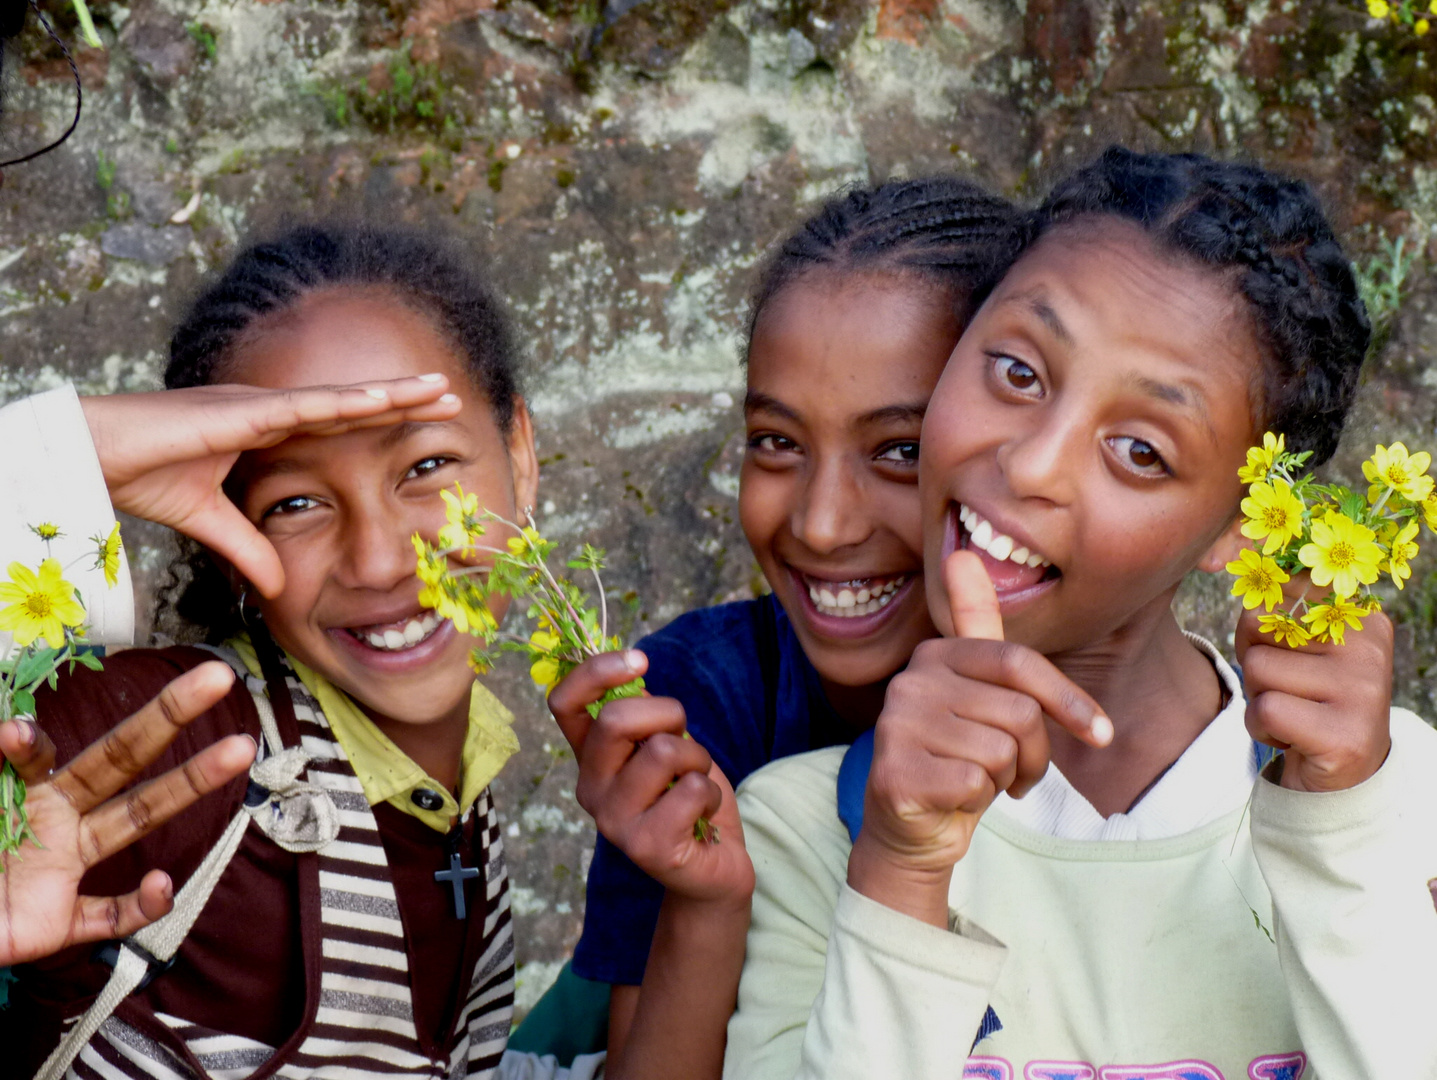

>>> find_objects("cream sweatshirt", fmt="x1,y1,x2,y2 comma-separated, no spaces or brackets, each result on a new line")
726,648,1437,1080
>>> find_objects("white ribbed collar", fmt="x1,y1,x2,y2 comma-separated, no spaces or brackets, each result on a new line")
991,635,1257,842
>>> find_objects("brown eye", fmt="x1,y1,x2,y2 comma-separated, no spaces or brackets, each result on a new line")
993,355,1041,395
1107,436,1168,477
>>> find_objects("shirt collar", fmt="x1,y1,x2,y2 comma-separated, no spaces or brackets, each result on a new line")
231,635,519,832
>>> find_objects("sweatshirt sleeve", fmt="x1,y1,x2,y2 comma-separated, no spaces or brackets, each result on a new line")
0,386,133,645
1251,707,1437,1077
495,1051,606,1079
725,752,1007,1080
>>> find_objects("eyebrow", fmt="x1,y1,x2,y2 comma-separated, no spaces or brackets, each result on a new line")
1126,374,1217,441
241,419,455,485
999,290,1075,345
744,392,927,427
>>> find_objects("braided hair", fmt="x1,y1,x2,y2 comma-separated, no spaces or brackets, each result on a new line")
156,221,523,643
1028,147,1370,468
746,176,1021,359
167,222,521,428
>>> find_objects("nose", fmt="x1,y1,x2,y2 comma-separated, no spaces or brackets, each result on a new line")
791,453,874,555
996,408,1083,507
334,503,420,594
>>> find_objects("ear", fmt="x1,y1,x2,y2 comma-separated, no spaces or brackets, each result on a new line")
1196,513,1247,574
506,397,540,517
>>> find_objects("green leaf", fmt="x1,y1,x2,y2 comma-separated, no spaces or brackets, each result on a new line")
75,650,104,671
11,648,60,689
11,690,35,718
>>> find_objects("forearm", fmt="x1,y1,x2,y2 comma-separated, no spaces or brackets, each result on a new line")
607,891,750,1080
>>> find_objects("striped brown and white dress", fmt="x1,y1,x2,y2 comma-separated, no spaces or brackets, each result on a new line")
64,652,516,1080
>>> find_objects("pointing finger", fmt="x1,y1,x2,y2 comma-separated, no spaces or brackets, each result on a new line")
945,550,1004,641
547,650,648,759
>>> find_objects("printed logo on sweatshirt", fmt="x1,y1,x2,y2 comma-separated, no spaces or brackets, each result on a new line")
962,1054,1306,1080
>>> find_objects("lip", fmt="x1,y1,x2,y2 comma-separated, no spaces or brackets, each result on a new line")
942,502,1060,616
327,614,459,675
786,566,920,641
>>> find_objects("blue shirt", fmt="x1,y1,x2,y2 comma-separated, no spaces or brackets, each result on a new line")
571,596,854,985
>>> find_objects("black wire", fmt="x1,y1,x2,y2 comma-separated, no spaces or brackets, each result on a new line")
0,0,83,169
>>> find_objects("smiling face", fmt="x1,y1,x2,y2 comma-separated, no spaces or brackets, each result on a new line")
741,270,957,693
225,286,538,730
922,218,1261,656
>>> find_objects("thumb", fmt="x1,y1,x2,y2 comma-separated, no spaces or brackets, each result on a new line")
945,550,1003,641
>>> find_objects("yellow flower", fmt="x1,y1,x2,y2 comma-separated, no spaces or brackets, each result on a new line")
1363,442,1434,504
506,526,544,557
1298,512,1383,598
1226,548,1290,612
0,559,87,648
1384,519,1421,589
29,522,61,541
413,534,447,586
1368,0,1390,17
468,648,494,675
1423,495,1437,531
1258,611,1312,648
1419,18,1431,34
91,522,123,588
1303,598,1369,646
1237,432,1285,485
530,629,562,653
439,485,485,551
1240,479,1305,555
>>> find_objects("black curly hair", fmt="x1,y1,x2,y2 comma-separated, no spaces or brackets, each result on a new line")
156,221,523,643
746,176,1021,359
1025,146,1370,468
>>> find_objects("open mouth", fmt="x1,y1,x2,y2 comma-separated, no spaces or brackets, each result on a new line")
956,503,1061,598
344,611,443,652
800,572,912,619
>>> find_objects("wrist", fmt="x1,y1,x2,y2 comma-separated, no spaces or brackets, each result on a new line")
847,833,954,929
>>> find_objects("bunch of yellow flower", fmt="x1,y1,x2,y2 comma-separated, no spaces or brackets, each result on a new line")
413,486,716,842
0,522,121,860
1366,0,1436,35
1228,434,1436,647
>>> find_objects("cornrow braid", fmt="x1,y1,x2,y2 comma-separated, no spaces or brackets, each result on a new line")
166,222,521,430
746,177,1021,359
155,221,523,645
1030,147,1370,467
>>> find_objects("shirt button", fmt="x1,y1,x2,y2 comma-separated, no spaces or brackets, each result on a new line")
411,788,444,812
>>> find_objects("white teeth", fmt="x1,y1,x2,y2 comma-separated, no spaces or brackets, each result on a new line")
959,503,1052,569
360,613,442,652
805,574,910,618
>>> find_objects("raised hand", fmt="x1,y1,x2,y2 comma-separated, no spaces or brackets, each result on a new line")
847,550,1111,927
1236,571,1393,792
546,651,753,905
0,661,256,966
81,377,461,597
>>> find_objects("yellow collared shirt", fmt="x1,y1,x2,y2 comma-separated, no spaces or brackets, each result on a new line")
232,636,519,832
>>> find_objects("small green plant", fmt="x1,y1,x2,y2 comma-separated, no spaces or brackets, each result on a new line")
1354,233,1420,356
186,21,218,61
94,151,129,220
317,42,461,140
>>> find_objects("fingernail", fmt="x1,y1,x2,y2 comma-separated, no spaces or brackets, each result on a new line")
440,393,459,404
18,721,35,747
1091,714,1114,747
365,388,389,399
161,876,173,902
242,734,258,755
624,649,643,674
417,373,445,382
